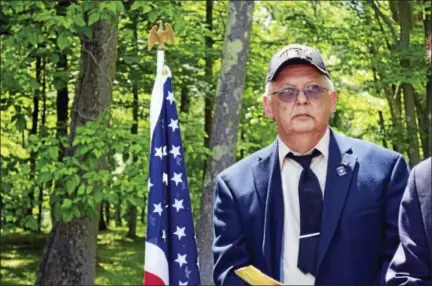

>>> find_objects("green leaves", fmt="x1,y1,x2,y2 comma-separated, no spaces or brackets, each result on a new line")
72,14,86,27
88,12,100,26
62,198,73,209
38,172,52,184
130,2,152,14
57,32,71,52
66,175,80,195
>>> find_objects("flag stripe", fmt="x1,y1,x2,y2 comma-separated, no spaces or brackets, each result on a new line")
144,271,165,286
144,242,169,285
149,66,169,141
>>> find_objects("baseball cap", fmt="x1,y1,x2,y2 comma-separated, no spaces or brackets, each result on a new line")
266,44,330,82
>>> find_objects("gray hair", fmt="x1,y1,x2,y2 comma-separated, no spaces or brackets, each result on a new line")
264,75,335,97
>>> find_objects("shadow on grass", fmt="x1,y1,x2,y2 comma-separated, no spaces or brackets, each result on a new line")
95,227,146,285
1,225,147,286
0,231,45,286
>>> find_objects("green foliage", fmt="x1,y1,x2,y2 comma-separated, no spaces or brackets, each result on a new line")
1,0,429,242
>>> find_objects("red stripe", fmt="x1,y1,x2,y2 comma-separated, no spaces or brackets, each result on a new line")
144,271,165,286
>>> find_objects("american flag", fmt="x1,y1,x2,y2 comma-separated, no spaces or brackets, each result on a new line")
144,65,200,286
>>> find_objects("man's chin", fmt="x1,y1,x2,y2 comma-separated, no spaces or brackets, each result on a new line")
292,122,316,133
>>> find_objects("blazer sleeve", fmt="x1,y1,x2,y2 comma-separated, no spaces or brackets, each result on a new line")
385,164,432,285
376,155,410,285
212,174,250,285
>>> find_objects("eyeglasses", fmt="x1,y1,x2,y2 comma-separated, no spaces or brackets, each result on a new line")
270,84,329,102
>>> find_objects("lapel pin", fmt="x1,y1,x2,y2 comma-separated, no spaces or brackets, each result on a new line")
337,166,347,177
341,154,349,166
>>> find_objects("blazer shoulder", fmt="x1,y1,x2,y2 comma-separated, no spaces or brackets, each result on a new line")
413,157,431,178
343,135,404,162
218,143,274,183
412,157,431,192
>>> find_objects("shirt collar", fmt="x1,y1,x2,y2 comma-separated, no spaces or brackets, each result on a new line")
278,127,330,167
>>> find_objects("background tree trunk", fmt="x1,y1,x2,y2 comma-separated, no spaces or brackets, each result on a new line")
126,202,137,238
36,13,119,285
398,0,421,166
197,1,254,284
423,0,432,158
126,11,139,239
378,110,388,149
180,86,190,114
38,57,47,232
26,56,41,222
115,199,122,227
99,202,107,231
51,0,71,227
204,0,215,154
104,200,111,226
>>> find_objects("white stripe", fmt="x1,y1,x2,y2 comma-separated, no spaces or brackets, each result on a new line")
299,232,320,239
150,64,171,143
144,241,169,285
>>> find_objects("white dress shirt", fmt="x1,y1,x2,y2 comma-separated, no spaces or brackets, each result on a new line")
278,128,330,285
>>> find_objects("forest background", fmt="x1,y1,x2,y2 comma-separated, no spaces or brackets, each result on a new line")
1,0,431,285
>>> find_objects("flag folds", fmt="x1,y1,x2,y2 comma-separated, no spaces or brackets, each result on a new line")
144,66,200,286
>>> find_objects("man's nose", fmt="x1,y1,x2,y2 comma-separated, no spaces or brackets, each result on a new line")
296,90,308,104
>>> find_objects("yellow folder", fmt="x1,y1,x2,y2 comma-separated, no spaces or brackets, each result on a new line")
235,265,283,285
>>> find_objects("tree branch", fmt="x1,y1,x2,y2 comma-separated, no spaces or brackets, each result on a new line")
368,0,398,45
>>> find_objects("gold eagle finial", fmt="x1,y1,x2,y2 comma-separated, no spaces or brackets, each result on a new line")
148,20,176,51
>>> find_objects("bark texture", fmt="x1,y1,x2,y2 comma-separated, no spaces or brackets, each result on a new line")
196,1,254,285
36,13,119,285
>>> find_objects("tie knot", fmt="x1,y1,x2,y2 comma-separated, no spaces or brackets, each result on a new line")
286,149,321,169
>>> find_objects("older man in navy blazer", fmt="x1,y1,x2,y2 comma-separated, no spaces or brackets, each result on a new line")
386,157,432,285
212,44,409,285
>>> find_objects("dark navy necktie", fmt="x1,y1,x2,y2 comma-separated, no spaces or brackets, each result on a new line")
286,149,322,276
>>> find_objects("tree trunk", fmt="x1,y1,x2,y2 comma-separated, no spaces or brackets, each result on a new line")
99,202,107,231
126,11,139,239
413,92,428,158
36,13,119,285
197,1,254,284
398,0,421,166
204,0,215,152
378,110,388,148
0,195,3,229
180,86,190,114
56,52,69,143
126,203,137,239
116,199,122,227
423,0,432,158
105,200,110,227
203,0,215,179
369,43,403,153
51,0,71,227
41,57,47,135
27,56,42,222
38,57,47,232
141,205,145,224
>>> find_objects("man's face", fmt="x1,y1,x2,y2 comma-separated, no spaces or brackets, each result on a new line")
263,64,337,138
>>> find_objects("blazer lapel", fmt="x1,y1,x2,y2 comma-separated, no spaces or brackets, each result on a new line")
317,130,358,272
252,140,284,279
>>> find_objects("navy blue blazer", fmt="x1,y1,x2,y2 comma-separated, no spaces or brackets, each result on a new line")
386,157,432,285
212,129,409,285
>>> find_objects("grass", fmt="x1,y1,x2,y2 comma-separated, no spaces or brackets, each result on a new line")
1,224,146,285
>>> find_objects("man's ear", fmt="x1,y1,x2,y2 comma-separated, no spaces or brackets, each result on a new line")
330,91,337,113
263,95,274,119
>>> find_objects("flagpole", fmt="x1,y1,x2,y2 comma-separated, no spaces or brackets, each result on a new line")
145,21,201,286
148,20,176,143
157,49,164,75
